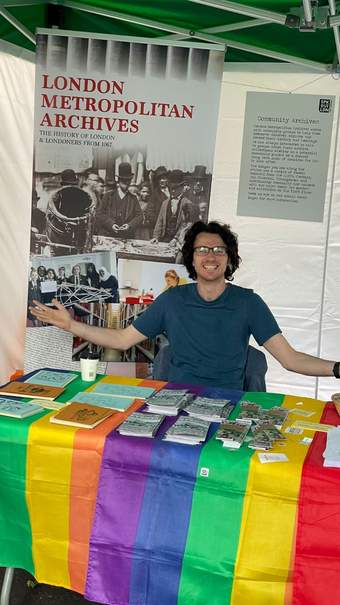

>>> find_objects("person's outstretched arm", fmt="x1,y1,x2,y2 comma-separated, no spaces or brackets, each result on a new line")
29,299,146,351
264,333,337,377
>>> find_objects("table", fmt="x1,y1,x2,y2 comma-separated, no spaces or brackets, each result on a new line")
1,371,340,605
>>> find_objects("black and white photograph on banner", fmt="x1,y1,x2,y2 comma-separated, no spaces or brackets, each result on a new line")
27,251,119,354
30,30,224,261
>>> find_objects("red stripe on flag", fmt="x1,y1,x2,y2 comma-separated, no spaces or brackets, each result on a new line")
292,402,340,605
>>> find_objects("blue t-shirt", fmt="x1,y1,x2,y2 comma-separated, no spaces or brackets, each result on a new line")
133,283,281,389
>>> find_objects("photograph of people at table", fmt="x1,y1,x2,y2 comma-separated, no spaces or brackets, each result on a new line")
30,220,340,390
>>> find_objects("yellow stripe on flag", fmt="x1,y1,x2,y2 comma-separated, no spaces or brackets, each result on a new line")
230,395,325,605
26,412,77,587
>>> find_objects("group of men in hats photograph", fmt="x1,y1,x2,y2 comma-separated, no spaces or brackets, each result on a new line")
30,161,211,261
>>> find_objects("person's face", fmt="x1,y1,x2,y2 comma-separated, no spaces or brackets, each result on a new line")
37,267,45,278
169,183,183,198
165,275,178,288
140,187,150,202
119,178,132,192
193,180,203,194
192,232,228,284
47,270,55,280
31,268,38,280
73,265,81,276
159,178,168,190
86,174,100,191
58,268,65,277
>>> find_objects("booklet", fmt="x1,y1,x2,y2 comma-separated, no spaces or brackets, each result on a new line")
117,412,165,438
68,391,135,411
0,397,45,419
92,382,155,399
0,381,64,401
50,402,115,429
25,370,78,388
163,416,210,445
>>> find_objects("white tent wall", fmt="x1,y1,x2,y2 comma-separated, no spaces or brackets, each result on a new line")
0,46,34,385
0,47,339,400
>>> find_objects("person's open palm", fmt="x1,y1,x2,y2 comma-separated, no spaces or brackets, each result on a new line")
29,299,72,330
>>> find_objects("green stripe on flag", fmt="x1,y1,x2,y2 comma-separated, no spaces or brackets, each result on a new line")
178,391,284,605
0,413,45,572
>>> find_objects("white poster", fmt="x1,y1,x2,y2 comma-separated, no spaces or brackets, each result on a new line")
237,92,335,222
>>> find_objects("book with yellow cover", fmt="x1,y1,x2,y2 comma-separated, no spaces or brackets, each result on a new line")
0,381,64,400
50,402,115,429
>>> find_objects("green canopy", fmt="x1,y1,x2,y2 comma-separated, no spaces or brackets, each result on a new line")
0,0,339,71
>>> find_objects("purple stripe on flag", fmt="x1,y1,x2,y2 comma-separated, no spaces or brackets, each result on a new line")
85,430,155,605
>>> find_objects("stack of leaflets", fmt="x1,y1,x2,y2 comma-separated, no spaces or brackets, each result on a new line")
145,389,193,416
248,421,286,450
163,416,210,445
0,397,45,419
215,421,250,449
117,412,165,438
186,396,233,422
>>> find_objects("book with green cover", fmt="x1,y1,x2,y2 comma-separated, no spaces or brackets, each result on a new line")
0,397,45,419
26,370,78,388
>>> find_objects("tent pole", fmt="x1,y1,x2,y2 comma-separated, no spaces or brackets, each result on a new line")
328,0,340,67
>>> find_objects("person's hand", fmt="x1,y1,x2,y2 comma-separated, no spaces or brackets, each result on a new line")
150,238,158,244
112,224,120,232
169,238,178,247
29,299,72,331
120,224,129,230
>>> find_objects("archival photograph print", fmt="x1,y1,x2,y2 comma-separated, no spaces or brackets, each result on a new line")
30,30,224,261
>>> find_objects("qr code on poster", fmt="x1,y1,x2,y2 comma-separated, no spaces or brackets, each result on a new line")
319,98,331,113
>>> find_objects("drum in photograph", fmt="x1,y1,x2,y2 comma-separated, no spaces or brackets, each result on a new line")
46,204,92,254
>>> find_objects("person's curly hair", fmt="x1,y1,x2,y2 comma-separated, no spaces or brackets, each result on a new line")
182,221,241,281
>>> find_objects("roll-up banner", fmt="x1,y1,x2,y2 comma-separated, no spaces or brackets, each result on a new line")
27,30,224,360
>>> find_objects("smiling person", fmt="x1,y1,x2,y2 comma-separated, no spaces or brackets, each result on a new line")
30,221,340,389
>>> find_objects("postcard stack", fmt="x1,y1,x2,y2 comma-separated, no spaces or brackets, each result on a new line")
215,421,250,449
117,412,165,438
163,416,210,445
248,421,286,450
186,396,233,422
145,389,193,416
236,401,289,430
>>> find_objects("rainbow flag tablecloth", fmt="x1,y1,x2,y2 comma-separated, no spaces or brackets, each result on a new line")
1,372,340,605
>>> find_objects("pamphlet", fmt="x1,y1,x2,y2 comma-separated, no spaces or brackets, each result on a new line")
0,397,45,419
68,391,135,411
25,370,78,388
117,412,165,437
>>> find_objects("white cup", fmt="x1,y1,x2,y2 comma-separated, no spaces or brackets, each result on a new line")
80,357,98,382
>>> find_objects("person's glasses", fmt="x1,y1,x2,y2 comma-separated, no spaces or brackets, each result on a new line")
194,246,228,256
